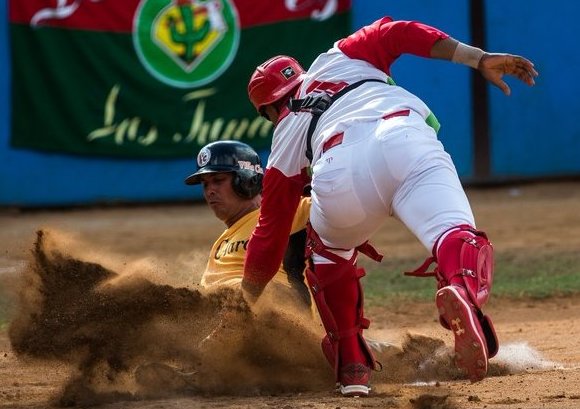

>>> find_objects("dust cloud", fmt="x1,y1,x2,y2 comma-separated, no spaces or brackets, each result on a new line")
6,229,547,407
8,230,330,406
493,342,562,372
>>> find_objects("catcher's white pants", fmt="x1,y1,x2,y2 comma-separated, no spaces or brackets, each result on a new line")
309,110,475,254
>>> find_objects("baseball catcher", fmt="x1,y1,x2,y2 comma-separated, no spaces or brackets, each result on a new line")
241,15,538,396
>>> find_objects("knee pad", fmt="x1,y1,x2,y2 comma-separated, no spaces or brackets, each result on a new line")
435,225,494,309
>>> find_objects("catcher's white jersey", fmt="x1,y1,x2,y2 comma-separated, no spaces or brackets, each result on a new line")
269,50,435,179
245,17,476,285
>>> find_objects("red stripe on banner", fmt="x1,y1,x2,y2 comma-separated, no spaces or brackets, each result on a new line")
9,0,351,32
9,0,142,32
236,0,351,28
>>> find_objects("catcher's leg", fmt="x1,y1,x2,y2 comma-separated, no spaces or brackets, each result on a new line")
305,226,376,397
433,225,498,382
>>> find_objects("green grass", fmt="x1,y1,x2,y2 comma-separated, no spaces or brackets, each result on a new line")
0,312,10,331
362,250,580,307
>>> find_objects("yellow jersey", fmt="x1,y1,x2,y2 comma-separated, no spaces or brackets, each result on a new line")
201,197,311,288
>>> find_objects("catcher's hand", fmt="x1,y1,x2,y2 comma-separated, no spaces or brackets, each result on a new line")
478,53,539,95
241,278,264,304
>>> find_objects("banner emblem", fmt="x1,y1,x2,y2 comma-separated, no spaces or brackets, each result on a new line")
134,0,240,88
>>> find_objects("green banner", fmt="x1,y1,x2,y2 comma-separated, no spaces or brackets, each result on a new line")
10,0,351,158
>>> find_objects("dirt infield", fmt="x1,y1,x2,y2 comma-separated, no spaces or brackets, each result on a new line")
1,181,580,409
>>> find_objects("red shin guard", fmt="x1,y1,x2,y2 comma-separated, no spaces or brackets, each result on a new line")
304,225,378,382
306,262,376,377
406,225,494,311
436,226,494,309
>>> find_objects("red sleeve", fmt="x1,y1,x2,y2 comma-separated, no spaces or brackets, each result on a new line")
337,17,450,75
243,167,305,286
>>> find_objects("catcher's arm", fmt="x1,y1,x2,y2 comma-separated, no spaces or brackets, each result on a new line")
430,37,539,96
242,228,311,306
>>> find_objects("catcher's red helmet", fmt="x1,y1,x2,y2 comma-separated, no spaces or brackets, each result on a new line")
248,55,305,113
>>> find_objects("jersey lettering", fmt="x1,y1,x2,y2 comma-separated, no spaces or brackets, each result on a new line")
214,238,249,259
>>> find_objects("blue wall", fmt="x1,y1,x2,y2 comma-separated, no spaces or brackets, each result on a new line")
486,1,580,178
1,1,578,207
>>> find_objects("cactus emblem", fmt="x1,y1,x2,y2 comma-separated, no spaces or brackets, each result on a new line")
134,0,240,88
167,0,211,64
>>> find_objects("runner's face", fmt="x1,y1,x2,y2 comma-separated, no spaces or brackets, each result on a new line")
201,172,246,224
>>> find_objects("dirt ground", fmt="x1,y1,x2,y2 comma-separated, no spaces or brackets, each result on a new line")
1,181,580,409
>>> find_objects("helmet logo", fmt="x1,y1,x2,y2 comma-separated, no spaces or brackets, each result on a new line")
197,147,211,167
280,66,296,79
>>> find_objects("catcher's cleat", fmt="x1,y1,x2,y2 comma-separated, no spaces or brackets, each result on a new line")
436,285,489,382
338,363,371,397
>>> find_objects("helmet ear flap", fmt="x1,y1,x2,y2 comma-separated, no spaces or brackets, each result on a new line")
232,170,263,199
